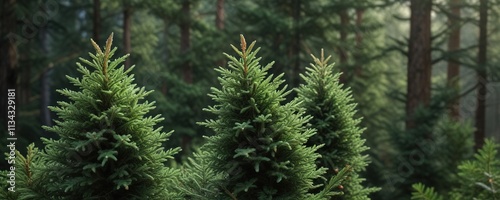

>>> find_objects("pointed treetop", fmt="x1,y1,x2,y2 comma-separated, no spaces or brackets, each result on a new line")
240,34,247,55
90,33,114,81
311,48,331,68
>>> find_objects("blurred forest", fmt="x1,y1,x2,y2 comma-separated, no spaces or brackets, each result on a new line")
1,0,500,199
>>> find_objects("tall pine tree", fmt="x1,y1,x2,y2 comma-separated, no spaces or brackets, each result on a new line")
296,50,377,199
40,33,180,199
199,35,343,199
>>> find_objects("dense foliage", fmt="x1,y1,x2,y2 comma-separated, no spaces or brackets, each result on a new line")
296,50,378,199
199,35,340,199
39,34,180,199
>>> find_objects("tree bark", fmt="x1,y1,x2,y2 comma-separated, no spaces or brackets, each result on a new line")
354,9,364,77
290,0,301,87
216,0,225,30
447,0,461,120
93,0,101,42
338,9,349,84
406,0,432,130
180,0,192,83
123,6,132,69
0,0,18,128
475,0,488,151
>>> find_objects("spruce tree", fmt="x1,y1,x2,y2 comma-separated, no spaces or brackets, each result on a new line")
0,144,50,200
40,33,180,199
199,35,340,199
296,50,377,199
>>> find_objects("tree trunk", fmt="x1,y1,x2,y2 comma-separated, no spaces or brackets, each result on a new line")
216,0,225,30
290,0,301,87
123,6,132,69
406,0,432,130
0,0,18,128
354,8,364,77
338,9,349,84
40,25,52,127
447,0,461,120
180,0,192,83
93,0,101,41
475,0,488,151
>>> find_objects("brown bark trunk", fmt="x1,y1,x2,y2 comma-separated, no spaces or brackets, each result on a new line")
162,17,169,95
447,0,461,120
180,0,192,154
354,9,364,77
475,0,488,151
338,9,349,84
93,0,101,41
180,0,192,83
123,6,132,69
216,0,225,30
406,0,432,130
215,0,226,68
290,0,301,87
0,0,18,128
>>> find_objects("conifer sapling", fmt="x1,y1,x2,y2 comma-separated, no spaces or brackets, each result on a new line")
200,35,340,199
296,49,378,199
40,33,180,199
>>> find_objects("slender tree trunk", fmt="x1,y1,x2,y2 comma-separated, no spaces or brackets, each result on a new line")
475,0,488,151
354,8,364,77
162,17,170,95
123,6,132,69
0,0,18,128
290,0,301,87
215,0,226,68
216,0,225,30
41,67,53,127
180,0,192,154
338,9,349,84
40,23,52,127
406,0,432,130
447,0,461,120
93,0,101,41
180,0,192,83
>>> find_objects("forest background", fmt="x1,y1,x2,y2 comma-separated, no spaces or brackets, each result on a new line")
1,0,499,199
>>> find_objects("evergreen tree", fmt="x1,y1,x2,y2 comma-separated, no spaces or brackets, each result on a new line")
40,33,180,199
296,50,378,199
411,139,500,200
199,35,343,199
0,144,51,200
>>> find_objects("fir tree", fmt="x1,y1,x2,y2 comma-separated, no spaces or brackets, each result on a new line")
411,139,500,200
40,33,180,199
296,50,377,199
0,144,50,200
199,35,342,199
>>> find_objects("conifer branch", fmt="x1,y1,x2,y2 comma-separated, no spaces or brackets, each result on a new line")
90,38,103,55
222,186,238,200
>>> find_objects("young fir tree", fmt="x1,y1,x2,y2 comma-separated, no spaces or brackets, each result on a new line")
0,144,50,200
40,33,180,199
199,35,345,199
411,139,500,200
296,50,377,199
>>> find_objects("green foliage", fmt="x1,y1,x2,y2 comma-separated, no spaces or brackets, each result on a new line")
0,144,51,200
450,139,500,199
411,183,443,200
39,34,180,199
199,35,338,199
296,50,378,199
411,139,500,200
384,86,475,199
175,148,225,199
